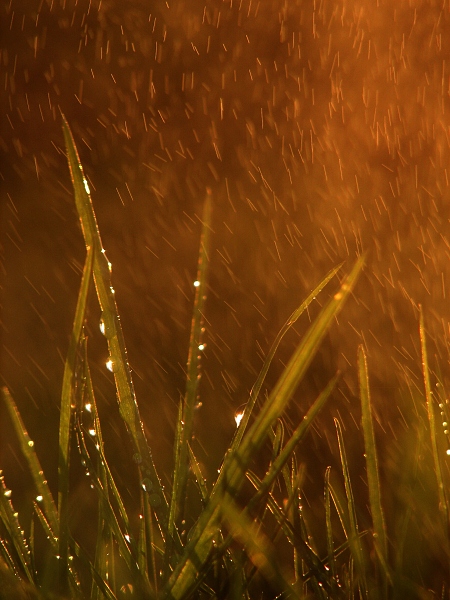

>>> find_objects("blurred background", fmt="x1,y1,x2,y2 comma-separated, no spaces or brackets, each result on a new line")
1,0,450,576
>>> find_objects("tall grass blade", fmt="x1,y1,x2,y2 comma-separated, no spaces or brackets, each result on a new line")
324,467,336,579
58,244,93,593
170,189,211,529
1,388,58,535
358,346,388,575
419,307,449,535
62,116,169,535
335,418,368,597
164,256,364,599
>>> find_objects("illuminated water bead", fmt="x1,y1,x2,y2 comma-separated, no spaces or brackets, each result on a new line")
28,440,34,447
198,344,205,351
83,177,90,194
106,359,114,372
447,449,450,456
99,320,106,335
235,411,244,427
85,403,92,413
193,280,200,287
36,495,43,502
89,429,96,436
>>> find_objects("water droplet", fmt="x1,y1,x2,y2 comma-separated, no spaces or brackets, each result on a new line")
99,320,106,335
107,261,112,272
83,178,90,194
193,280,200,287
36,495,43,502
89,429,96,437
4,489,12,498
133,453,143,465
447,449,450,456
28,440,34,447
334,292,343,301
198,344,205,351
85,403,92,413
141,478,153,492
125,534,131,543
106,359,115,372
235,411,244,427
110,287,115,295
194,402,203,410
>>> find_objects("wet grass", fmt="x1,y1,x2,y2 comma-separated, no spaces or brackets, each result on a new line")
0,118,449,598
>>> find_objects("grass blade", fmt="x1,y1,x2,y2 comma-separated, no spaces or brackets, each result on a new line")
232,262,343,454
358,345,388,586
62,115,169,535
58,244,93,593
1,388,58,536
335,417,368,597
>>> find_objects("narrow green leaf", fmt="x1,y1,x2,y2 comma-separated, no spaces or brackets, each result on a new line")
62,115,169,536
358,346,388,578
58,242,93,592
335,418,368,597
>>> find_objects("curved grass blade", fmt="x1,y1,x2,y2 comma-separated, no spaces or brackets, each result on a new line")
164,255,364,599
1,388,58,536
358,346,388,583
62,115,168,535
335,418,368,597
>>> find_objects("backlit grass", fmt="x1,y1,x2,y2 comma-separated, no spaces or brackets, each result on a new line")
0,118,449,599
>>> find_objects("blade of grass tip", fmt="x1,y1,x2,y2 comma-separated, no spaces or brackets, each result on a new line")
335,418,368,597
233,262,344,453
358,346,388,579
0,473,33,583
164,256,364,600
419,306,449,529
62,115,169,536
58,243,93,593
1,388,58,535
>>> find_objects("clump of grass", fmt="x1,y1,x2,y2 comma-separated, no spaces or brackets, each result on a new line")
1,117,449,599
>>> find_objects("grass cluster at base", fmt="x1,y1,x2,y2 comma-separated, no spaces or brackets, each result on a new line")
0,118,449,599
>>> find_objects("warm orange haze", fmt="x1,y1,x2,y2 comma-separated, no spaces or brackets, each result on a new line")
1,0,450,597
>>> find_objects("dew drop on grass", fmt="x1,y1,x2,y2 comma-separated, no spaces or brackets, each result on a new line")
83,177,90,195
89,428,96,436
106,358,117,372
193,280,200,287
99,319,106,335
4,489,12,498
28,440,34,447
235,411,244,427
36,495,43,502
85,403,92,413
133,453,142,464
141,478,153,492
